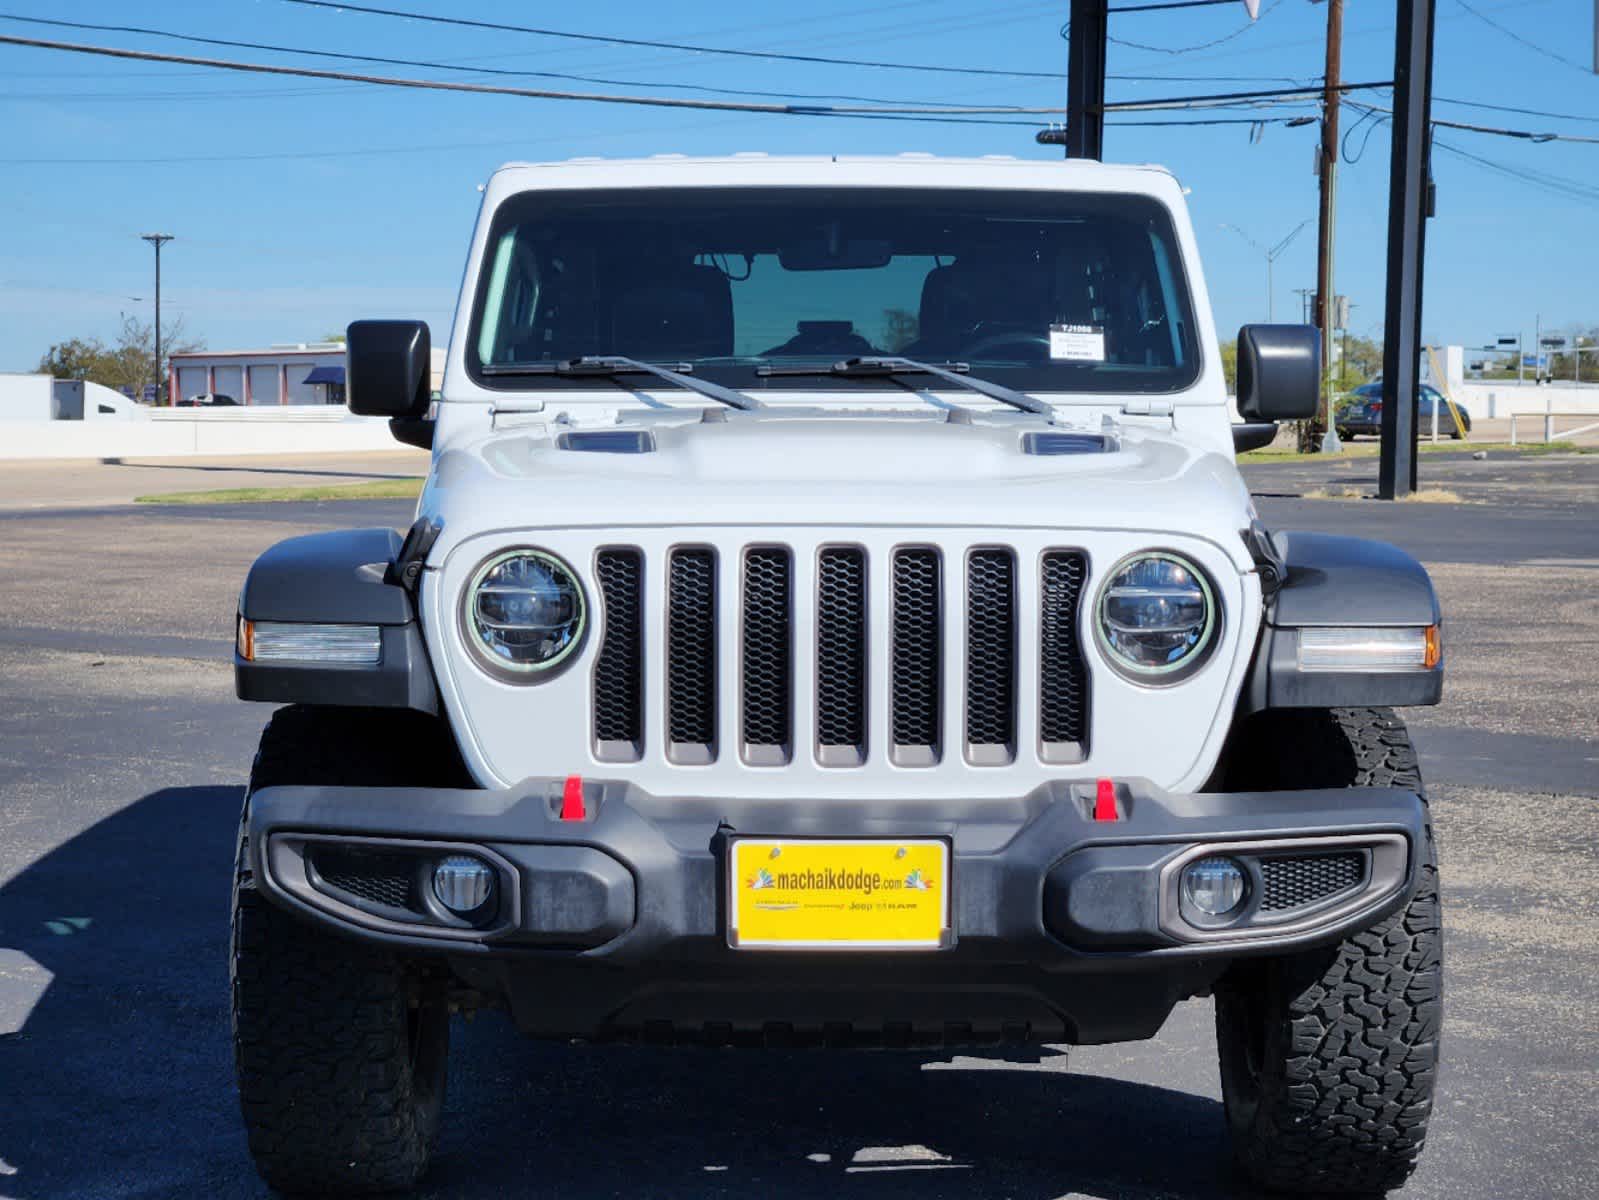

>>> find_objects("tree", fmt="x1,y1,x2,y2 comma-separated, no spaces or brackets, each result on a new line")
1218,338,1238,394
36,315,200,398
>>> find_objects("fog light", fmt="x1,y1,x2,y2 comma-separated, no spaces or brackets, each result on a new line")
1181,856,1247,917
432,855,495,914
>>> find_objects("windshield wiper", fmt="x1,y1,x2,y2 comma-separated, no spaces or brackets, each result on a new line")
757,356,1053,417
481,356,763,411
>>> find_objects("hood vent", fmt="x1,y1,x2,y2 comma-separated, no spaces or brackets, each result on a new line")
557,430,656,454
1022,431,1115,456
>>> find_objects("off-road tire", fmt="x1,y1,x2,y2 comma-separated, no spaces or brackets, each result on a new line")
1213,707,1442,1195
232,706,467,1196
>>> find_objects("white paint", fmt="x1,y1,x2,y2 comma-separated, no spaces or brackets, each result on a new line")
402,156,1273,798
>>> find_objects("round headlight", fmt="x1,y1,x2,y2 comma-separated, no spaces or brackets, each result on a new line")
1096,551,1218,681
463,549,586,678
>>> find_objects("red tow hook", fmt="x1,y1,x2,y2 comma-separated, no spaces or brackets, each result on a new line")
560,774,587,822
1093,778,1120,822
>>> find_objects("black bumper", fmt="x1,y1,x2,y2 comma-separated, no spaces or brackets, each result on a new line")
248,779,1426,1046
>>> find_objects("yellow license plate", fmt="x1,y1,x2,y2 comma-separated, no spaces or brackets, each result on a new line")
728,838,951,951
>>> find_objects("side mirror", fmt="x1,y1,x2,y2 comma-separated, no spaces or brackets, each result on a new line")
347,320,431,419
1236,324,1320,422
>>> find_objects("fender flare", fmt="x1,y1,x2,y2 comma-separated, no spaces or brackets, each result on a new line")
234,528,439,713
1242,531,1443,712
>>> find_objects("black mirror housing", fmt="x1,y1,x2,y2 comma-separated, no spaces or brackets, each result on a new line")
1236,324,1320,422
347,320,432,419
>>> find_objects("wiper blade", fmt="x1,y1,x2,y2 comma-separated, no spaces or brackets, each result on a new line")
758,356,1053,418
482,355,762,411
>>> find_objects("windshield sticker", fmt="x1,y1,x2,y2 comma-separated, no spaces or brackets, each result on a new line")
1049,324,1106,362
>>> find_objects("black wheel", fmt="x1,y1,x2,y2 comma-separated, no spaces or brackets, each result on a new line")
232,706,468,1196
1212,707,1442,1194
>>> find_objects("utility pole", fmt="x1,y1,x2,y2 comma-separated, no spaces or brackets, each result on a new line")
1312,0,1345,446
141,233,174,403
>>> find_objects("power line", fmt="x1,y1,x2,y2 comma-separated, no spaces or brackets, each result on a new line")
1346,98,1599,145
0,33,1066,124
1450,0,1596,75
276,0,1067,80
0,11,1044,108
1103,0,1285,55
1433,94,1599,126
1102,79,1388,113
1431,137,1599,204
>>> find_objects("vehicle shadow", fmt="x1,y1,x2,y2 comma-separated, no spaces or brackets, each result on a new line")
0,787,1254,1200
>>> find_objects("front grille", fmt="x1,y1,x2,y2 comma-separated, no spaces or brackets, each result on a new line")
890,548,942,764
1259,851,1366,912
666,548,717,762
593,548,643,759
1039,551,1090,759
965,549,1016,763
594,540,1092,770
741,548,792,762
310,847,419,913
816,548,867,764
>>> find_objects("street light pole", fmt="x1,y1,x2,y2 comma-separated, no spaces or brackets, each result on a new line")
140,233,173,403
1221,220,1310,323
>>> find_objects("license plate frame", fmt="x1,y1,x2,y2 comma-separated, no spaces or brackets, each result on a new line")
726,837,952,951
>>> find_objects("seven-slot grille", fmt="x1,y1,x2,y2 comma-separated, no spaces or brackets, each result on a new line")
592,544,1090,767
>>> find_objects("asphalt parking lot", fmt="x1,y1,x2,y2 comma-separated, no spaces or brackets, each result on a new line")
0,450,1595,1199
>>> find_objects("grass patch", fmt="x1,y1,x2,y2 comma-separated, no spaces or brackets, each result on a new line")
136,478,424,505
1302,485,1465,503
1240,439,1584,462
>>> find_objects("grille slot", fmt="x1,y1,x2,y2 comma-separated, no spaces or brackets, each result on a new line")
309,847,419,914
890,548,942,765
816,547,868,766
593,548,644,760
666,548,717,763
1259,852,1366,912
1039,551,1090,761
965,549,1016,764
741,548,792,764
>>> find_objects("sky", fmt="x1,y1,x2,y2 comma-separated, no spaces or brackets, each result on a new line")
1,0,1596,372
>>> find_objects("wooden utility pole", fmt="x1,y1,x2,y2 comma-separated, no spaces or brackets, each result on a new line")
1310,0,1344,448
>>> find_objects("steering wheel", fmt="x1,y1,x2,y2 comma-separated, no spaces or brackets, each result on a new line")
959,329,1055,360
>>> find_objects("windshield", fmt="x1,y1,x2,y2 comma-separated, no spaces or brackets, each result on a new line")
467,187,1201,396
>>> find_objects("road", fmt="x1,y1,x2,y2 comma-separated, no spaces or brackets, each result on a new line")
0,450,1594,1199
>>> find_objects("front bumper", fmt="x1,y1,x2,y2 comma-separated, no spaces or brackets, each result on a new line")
249,779,1426,1045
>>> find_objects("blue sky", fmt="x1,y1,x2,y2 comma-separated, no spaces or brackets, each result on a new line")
1,0,1595,370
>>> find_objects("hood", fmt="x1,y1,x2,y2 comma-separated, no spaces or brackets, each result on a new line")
421,411,1254,569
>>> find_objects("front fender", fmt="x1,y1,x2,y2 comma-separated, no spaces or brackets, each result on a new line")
1242,531,1443,711
234,528,438,713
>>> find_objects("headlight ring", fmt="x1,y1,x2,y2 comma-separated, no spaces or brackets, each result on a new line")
461,548,588,681
1094,550,1220,684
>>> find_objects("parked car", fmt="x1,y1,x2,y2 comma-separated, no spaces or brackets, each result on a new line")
176,392,238,407
1338,382,1470,439
229,155,1445,1197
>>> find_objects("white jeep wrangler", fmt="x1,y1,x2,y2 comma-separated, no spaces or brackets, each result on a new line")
231,155,1442,1196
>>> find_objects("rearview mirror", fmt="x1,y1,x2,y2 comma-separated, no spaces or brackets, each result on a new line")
347,320,431,419
1235,324,1320,422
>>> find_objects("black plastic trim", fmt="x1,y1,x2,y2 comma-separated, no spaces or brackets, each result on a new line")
239,528,412,625
247,776,1425,1043
236,528,441,712
1242,531,1444,711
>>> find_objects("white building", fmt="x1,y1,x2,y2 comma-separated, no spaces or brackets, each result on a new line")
167,344,346,406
